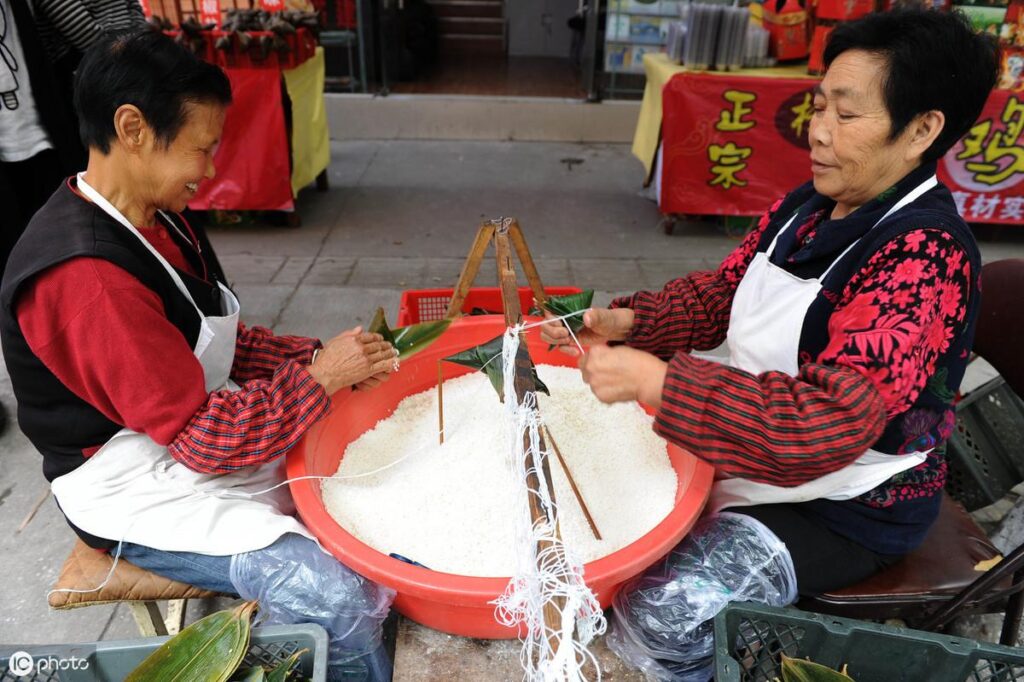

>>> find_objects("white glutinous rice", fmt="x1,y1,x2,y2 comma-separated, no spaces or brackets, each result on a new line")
322,364,678,577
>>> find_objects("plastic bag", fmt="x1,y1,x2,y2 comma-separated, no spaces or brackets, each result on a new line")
607,512,797,682
229,533,396,682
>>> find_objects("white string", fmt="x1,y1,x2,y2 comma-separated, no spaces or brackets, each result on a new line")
519,310,588,356
492,325,606,682
46,519,138,599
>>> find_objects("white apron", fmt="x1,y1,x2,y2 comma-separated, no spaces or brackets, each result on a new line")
709,175,939,513
50,174,313,555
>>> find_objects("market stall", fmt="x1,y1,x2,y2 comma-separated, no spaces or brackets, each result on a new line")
145,4,330,213
635,53,1024,226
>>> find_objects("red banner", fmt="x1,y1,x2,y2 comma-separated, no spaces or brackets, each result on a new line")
137,0,152,18
660,71,1024,225
199,0,221,26
259,0,285,11
188,68,293,212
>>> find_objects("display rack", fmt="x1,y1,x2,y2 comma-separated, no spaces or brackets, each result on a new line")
603,0,683,99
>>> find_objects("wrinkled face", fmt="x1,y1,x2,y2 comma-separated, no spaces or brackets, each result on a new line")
809,50,918,216
140,101,226,213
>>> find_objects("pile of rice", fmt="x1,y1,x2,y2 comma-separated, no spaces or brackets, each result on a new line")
323,364,677,577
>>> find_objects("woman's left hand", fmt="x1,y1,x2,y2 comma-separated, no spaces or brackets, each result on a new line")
578,345,668,408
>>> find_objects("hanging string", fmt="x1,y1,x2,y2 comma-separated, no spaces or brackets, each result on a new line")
492,325,606,682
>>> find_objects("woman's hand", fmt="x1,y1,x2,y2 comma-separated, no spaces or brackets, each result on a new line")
578,345,667,408
539,307,635,356
307,327,398,395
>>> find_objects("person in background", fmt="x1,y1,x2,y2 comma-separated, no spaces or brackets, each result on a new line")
1,31,396,681
0,0,85,436
32,0,145,99
544,9,998,679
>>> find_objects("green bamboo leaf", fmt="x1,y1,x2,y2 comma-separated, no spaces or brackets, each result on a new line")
391,319,451,359
542,290,594,334
265,650,307,682
368,307,397,347
443,334,549,400
126,600,257,682
781,654,855,682
368,307,450,359
235,667,266,682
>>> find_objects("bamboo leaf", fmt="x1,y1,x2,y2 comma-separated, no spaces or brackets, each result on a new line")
235,667,266,682
368,307,397,347
780,654,855,682
542,290,594,334
126,601,257,682
265,650,307,682
392,319,451,359
368,307,450,359
443,334,549,400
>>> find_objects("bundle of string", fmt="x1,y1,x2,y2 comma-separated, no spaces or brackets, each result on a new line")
492,325,606,682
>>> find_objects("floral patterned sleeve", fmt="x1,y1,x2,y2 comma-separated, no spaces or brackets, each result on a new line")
816,229,972,418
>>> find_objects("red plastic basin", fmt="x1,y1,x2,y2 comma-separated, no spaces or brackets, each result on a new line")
287,316,713,639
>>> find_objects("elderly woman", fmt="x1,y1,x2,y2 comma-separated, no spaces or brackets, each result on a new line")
544,8,998,678
0,31,396,681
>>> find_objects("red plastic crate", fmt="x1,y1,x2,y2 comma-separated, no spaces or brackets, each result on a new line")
398,287,582,326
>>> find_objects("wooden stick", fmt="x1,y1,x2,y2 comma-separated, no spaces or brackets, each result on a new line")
496,226,567,659
16,488,51,534
544,426,602,541
437,361,445,445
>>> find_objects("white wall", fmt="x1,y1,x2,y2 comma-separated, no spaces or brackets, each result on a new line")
506,0,579,58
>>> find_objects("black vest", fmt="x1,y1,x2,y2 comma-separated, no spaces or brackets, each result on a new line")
0,180,227,547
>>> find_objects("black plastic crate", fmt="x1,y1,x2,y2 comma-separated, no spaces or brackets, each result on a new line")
714,603,1024,682
946,376,1024,511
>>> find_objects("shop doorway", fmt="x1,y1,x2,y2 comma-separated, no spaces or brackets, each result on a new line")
372,0,594,98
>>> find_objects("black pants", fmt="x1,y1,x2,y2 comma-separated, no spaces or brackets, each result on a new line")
0,148,65,275
732,504,904,597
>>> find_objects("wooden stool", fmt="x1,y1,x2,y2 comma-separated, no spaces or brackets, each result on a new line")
49,539,226,636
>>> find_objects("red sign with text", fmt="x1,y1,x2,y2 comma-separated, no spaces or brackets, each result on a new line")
659,71,1024,225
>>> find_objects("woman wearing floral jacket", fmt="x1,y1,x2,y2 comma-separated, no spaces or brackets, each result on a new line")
544,12,997,673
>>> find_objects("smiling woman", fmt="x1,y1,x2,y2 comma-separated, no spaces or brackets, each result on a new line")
0,30,399,681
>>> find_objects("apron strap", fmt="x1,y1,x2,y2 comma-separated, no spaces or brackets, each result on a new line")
818,174,939,282
75,173,206,321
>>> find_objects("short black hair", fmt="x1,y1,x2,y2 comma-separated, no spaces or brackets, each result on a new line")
823,8,999,164
74,30,232,154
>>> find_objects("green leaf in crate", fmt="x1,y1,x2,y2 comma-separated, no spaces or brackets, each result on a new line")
265,649,307,682
368,307,451,359
443,334,549,401
127,600,257,682
780,654,855,682
542,290,594,334
235,667,266,682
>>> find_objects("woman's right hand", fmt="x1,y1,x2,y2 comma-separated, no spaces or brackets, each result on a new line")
539,307,635,355
307,327,398,395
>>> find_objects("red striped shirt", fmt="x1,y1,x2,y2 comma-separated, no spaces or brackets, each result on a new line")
613,200,969,489
16,215,328,475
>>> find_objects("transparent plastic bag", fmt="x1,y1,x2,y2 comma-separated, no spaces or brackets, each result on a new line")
607,512,797,682
229,533,396,682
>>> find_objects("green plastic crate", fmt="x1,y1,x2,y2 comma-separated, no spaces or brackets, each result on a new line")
714,603,1024,682
0,624,327,681
946,376,1024,511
